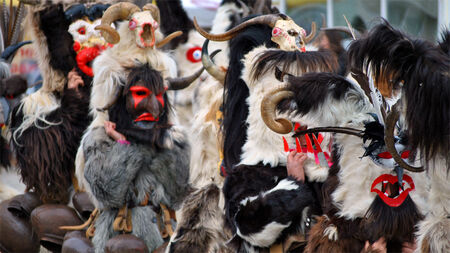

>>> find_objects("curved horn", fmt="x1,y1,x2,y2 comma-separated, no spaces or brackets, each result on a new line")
95,2,141,44
156,31,183,48
166,67,205,91
304,22,316,44
293,126,364,138
202,39,226,83
321,27,361,39
321,13,327,28
142,3,160,24
261,87,294,134
193,14,285,41
237,0,250,17
384,102,424,172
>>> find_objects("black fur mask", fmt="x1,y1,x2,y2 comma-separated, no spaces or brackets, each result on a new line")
109,65,172,148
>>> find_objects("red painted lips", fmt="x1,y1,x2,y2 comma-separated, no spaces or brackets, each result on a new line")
135,113,158,122
370,174,415,207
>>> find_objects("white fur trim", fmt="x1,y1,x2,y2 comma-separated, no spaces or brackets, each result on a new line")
324,224,338,241
237,221,291,248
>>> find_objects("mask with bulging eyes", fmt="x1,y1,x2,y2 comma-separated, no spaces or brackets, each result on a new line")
125,80,167,129
66,4,112,77
271,19,308,52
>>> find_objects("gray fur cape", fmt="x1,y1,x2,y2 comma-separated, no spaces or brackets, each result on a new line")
83,126,190,252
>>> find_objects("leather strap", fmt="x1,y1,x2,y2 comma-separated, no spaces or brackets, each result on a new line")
113,205,132,233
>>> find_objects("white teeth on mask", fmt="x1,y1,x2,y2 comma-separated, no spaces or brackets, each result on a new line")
384,192,389,197
383,181,388,184
399,189,403,194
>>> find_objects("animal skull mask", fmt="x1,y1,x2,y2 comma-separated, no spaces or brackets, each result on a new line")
271,19,307,52
127,11,159,48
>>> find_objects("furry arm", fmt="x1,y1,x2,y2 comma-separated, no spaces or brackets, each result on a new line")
224,165,314,248
38,4,76,74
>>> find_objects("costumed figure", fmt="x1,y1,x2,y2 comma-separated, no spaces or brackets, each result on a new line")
9,0,111,204
194,13,338,252
72,2,203,252
261,68,429,252
2,1,115,252
348,21,450,252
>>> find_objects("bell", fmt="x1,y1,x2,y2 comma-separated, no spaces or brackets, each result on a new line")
31,204,83,252
105,234,149,253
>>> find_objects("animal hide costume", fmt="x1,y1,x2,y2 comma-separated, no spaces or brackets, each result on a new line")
262,72,429,252
347,21,450,253
82,64,191,252
9,1,110,203
74,2,202,251
195,13,338,252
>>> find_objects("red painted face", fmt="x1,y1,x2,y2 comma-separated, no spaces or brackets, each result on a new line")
127,84,165,122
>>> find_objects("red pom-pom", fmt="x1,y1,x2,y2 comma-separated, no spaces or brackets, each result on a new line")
73,41,81,52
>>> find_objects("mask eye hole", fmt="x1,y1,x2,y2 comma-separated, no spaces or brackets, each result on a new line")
287,29,298,36
135,90,147,96
78,27,86,35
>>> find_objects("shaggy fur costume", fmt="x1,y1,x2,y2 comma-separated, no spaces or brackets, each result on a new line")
83,126,190,252
224,164,316,251
9,3,96,203
167,184,232,253
274,72,428,252
348,21,450,252
221,43,336,252
10,87,89,203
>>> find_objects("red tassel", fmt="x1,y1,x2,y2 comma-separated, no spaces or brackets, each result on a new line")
305,134,314,153
282,137,289,152
295,138,302,152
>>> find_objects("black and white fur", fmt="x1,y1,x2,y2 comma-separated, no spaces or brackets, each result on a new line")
275,72,428,252
348,21,450,252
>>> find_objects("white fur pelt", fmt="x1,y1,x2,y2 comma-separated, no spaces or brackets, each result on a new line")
240,45,332,182
75,20,178,191
83,127,190,252
187,0,241,188
416,156,450,253
188,78,224,188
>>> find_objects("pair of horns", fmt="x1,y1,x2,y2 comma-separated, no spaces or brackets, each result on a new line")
98,66,205,112
194,14,316,44
95,2,179,48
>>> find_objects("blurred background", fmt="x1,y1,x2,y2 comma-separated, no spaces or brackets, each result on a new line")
4,0,450,86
